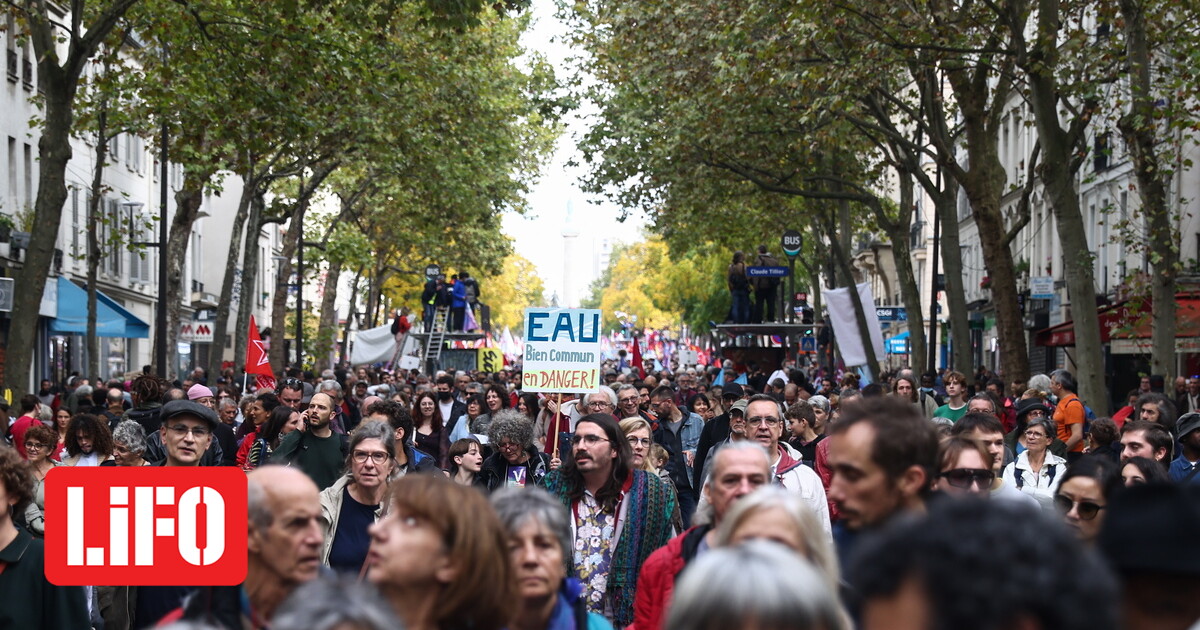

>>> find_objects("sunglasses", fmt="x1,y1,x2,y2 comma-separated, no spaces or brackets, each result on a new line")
939,468,995,489
1053,495,1106,520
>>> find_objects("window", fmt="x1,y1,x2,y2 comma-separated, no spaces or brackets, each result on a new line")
6,137,15,197
110,132,120,161
106,198,122,277
23,143,31,209
70,187,80,257
128,205,150,283
1094,133,1111,172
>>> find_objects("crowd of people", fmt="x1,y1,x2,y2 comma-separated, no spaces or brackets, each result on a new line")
3,358,1200,630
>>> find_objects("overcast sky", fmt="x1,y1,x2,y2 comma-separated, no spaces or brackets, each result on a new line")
505,2,647,307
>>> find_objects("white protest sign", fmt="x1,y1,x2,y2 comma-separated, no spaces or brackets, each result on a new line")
521,308,603,393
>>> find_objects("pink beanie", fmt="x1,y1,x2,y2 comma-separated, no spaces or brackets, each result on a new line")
187,384,214,400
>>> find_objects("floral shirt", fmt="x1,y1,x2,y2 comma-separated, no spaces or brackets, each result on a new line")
573,490,616,617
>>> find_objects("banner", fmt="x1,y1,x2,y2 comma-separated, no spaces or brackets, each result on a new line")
245,315,275,391
521,308,602,393
824,283,885,367
349,323,400,365
478,347,504,372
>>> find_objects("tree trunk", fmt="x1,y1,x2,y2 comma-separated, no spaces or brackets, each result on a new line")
881,172,927,371
206,169,257,382
86,105,110,381
233,192,265,380
826,202,881,376
1118,0,1177,391
944,76,1030,385
269,205,304,374
934,180,972,374
6,72,74,397
267,163,338,373
314,260,343,373
159,172,211,380
340,268,363,365
1025,0,1106,411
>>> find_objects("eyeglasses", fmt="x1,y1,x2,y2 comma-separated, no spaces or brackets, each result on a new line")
167,425,212,438
25,442,45,451
353,450,391,465
939,468,995,489
618,397,639,405
1053,495,1106,520
627,437,652,447
1024,430,1048,439
571,434,610,447
496,441,522,451
746,416,781,427
587,401,612,409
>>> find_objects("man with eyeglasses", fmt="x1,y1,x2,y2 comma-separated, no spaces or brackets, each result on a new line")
743,394,830,537
673,373,698,407
649,386,702,525
693,383,747,496
543,414,676,628
157,400,218,467
583,386,619,417
615,384,652,425
271,393,349,490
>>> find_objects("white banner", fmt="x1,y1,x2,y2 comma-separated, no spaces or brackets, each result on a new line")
350,324,399,365
824,283,885,368
521,308,602,393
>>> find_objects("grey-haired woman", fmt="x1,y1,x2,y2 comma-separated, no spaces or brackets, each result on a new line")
318,421,396,573
491,487,614,630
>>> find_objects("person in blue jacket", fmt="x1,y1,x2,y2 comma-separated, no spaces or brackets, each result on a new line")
450,274,469,332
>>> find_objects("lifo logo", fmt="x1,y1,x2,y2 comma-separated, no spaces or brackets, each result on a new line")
44,467,247,586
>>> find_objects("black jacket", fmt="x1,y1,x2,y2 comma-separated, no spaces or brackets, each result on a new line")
479,446,551,491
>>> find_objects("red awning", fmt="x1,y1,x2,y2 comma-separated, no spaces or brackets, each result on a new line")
1036,295,1200,347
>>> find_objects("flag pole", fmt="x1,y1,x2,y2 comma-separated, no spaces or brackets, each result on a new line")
552,392,562,461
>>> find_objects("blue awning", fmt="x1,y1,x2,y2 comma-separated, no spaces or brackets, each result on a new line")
886,331,910,354
49,277,149,338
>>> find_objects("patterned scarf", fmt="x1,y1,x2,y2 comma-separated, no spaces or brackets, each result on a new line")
544,468,677,628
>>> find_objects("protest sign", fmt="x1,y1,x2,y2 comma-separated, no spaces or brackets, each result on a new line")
521,308,602,393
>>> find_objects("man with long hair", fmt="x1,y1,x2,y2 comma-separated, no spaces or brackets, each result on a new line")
543,413,677,628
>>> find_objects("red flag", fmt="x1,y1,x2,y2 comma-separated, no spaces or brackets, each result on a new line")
245,315,276,390
630,334,645,379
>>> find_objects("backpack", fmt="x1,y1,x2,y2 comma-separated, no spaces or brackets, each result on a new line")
1065,397,1097,435
729,264,749,291
754,254,781,290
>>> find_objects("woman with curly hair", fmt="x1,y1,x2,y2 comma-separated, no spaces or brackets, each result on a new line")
479,409,556,491
62,414,114,466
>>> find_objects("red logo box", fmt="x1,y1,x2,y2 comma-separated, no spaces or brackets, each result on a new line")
44,467,247,586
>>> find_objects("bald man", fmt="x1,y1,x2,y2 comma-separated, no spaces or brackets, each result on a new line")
270,392,349,489
174,466,324,627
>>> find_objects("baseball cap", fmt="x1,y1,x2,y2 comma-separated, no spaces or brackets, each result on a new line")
160,400,219,429
730,399,749,416
723,384,744,399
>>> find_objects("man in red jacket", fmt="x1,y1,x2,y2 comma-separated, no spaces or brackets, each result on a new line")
631,441,771,630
